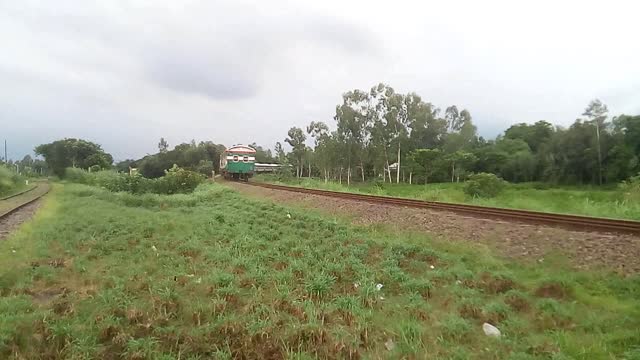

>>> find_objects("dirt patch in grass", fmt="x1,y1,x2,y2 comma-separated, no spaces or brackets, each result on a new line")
231,182,640,274
25,287,68,305
505,293,531,312
535,282,573,300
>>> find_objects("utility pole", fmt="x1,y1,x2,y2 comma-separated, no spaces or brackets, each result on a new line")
3,139,6,164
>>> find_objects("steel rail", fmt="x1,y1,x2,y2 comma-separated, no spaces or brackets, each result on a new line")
247,182,640,234
0,183,50,220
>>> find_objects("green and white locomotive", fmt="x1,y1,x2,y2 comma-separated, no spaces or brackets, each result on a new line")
220,145,256,181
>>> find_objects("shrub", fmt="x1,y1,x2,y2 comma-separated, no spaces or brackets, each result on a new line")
372,176,385,190
464,173,507,198
65,165,204,195
620,174,640,202
0,166,25,196
274,166,294,182
155,165,205,194
64,167,95,184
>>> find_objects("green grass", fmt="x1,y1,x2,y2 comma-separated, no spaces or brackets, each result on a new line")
1,183,639,359
0,181,29,199
256,175,640,220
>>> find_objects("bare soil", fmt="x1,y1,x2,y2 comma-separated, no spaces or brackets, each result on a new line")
0,199,42,241
230,182,640,274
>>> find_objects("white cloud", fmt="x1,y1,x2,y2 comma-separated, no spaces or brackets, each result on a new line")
1,0,638,160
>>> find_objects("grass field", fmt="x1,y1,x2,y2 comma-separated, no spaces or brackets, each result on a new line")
256,176,640,221
1,183,639,359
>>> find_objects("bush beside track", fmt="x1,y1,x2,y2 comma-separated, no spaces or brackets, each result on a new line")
65,165,204,195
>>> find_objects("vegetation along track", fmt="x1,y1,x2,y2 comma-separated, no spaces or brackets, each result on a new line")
248,182,640,235
0,182,50,220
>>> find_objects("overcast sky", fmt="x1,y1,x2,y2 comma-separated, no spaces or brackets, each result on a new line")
1,0,639,161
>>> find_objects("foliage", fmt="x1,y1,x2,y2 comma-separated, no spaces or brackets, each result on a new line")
34,138,113,177
272,86,639,186
7,155,48,177
249,143,276,163
285,127,307,178
155,165,205,194
1,183,639,358
620,174,640,202
64,166,204,195
137,140,225,178
410,149,442,184
0,166,25,196
464,173,508,198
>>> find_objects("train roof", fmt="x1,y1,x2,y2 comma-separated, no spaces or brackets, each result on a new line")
224,145,256,154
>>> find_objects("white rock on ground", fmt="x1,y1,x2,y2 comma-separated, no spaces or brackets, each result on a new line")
482,323,501,337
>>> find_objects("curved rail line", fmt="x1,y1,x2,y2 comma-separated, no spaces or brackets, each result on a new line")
0,182,50,220
0,185,38,201
247,182,640,235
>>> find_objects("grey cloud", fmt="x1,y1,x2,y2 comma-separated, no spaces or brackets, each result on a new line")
301,17,378,55
3,0,638,162
146,51,259,99
4,1,379,101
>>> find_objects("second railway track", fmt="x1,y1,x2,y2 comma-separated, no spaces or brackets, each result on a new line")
0,182,51,221
246,182,640,235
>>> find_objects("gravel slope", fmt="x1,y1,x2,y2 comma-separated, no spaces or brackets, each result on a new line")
231,182,640,274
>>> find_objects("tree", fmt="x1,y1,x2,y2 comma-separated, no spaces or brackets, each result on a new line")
608,115,640,181
335,90,370,184
410,105,447,150
386,92,415,183
250,143,276,163
504,121,554,153
274,142,287,164
284,127,307,178
116,159,137,173
275,83,638,186
35,138,113,177
582,99,608,185
307,121,332,181
445,106,461,132
443,109,477,154
158,138,169,153
136,140,224,178
410,149,442,184
445,151,477,182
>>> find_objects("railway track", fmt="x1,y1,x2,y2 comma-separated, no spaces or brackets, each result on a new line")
247,182,640,235
0,182,50,220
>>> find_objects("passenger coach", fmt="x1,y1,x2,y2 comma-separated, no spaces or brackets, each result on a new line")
220,145,256,181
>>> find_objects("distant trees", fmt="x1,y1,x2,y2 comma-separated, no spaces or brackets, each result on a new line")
410,149,441,184
132,140,275,178
35,138,113,177
276,84,639,186
158,138,169,153
284,127,307,178
137,140,225,178
250,143,276,163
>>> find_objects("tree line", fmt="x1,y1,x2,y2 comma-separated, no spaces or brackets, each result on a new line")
119,139,276,178
0,155,48,177
31,137,276,179
278,83,640,185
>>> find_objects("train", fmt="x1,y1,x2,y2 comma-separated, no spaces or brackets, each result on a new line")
220,145,256,181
